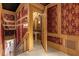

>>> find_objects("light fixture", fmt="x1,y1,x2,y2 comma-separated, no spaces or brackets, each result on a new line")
23,23,28,27
38,21,40,24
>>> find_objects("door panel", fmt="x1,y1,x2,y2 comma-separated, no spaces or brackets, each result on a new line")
41,6,47,52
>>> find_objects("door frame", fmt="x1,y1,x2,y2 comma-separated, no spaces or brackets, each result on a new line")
28,3,47,52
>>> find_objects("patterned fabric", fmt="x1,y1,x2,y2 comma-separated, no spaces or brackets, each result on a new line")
48,36,63,45
47,5,57,33
16,17,28,44
3,14,15,30
16,12,20,20
61,3,79,35
16,6,27,20
16,5,28,46
21,6,27,17
16,26,18,45
4,14,15,21
17,26,20,45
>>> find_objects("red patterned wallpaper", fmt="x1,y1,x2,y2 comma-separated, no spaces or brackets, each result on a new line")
17,26,20,45
16,5,28,46
3,13,15,30
48,36,63,45
16,26,18,45
16,12,20,20
61,3,79,35
22,18,28,38
4,14,15,21
21,6,27,17
16,6,27,20
47,5,57,33
22,25,27,38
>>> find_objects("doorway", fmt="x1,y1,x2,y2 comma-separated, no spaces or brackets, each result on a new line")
29,4,47,53
33,12,42,48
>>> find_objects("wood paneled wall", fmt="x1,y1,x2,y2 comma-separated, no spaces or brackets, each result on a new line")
47,3,79,56
15,4,28,55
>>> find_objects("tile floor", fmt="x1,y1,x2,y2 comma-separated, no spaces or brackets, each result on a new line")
17,40,68,56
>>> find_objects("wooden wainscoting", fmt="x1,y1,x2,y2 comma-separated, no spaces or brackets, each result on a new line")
48,40,79,56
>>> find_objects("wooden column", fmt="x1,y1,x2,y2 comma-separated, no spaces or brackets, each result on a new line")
0,3,3,56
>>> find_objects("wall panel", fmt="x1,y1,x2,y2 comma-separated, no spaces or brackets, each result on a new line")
47,5,58,33
47,3,79,55
15,4,28,55
61,4,79,35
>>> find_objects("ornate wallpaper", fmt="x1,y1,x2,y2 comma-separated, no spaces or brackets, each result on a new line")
48,36,63,45
61,4,79,35
16,12,20,20
22,25,27,38
16,6,27,20
4,14,15,21
17,26,20,45
16,17,28,45
16,5,28,45
16,27,18,45
21,6,27,17
16,26,20,45
47,5,57,33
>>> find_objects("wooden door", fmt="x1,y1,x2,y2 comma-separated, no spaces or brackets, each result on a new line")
41,6,47,52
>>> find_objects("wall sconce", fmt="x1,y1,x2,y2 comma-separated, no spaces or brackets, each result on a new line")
23,23,28,28
38,21,40,24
